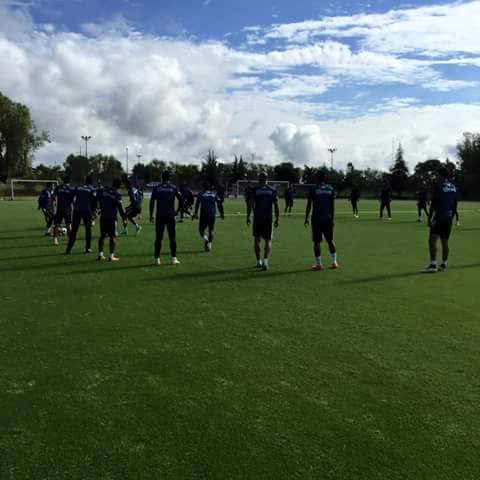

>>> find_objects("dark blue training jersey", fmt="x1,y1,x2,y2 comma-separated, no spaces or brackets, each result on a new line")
38,188,53,209
431,181,457,221
309,183,335,222
128,187,143,210
285,189,294,201
55,184,75,212
150,183,181,217
381,187,392,202
98,188,123,220
198,191,220,218
351,187,360,201
251,184,278,221
74,185,96,213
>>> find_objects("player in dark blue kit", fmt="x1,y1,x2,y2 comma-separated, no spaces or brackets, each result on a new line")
284,186,295,215
149,171,182,266
351,185,360,218
305,170,338,271
38,182,55,235
52,176,75,246
123,180,142,235
246,172,280,271
380,181,392,220
179,185,194,222
66,175,97,254
193,183,225,252
97,178,125,262
423,167,458,273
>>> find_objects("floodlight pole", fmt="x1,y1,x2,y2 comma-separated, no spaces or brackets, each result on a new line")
328,147,336,170
126,147,129,176
81,135,92,161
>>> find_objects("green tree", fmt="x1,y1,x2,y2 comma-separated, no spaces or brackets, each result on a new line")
0,92,49,178
201,149,220,186
273,162,301,183
413,159,443,185
457,132,480,198
390,144,410,196
64,154,90,184
32,163,64,180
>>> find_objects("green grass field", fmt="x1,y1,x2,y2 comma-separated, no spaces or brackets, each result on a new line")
1,198,480,479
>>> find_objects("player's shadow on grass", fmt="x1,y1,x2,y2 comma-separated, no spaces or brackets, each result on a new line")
339,263,480,285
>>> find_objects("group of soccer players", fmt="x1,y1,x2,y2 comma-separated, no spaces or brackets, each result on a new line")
38,165,458,273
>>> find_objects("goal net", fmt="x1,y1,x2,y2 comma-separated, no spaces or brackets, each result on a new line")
10,179,58,201
234,180,290,198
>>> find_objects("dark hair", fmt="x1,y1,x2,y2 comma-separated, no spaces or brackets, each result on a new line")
162,171,171,182
112,178,121,189
63,175,70,184
203,181,209,190
316,170,326,182
85,175,93,185
437,166,449,179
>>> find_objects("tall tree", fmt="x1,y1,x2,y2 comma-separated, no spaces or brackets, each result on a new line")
33,163,64,180
457,132,480,198
273,162,301,183
413,159,443,185
64,154,90,184
0,92,49,178
201,149,220,186
390,144,410,196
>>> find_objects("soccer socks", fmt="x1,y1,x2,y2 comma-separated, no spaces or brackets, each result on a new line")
263,258,269,268
331,253,337,264
315,256,322,266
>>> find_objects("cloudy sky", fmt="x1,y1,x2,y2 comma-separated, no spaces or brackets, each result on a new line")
1,0,479,171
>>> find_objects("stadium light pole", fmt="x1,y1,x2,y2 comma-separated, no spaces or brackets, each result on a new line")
328,147,336,170
126,147,129,176
81,135,91,160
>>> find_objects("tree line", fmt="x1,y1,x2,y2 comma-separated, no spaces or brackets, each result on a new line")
1,92,479,198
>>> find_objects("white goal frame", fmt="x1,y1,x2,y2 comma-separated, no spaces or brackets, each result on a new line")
235,180,290,198
10,178,58,201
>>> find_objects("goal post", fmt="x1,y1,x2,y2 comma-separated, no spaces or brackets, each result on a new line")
235,180,290,198
10,179,59,201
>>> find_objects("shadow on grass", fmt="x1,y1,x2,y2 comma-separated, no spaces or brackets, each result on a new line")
338,263,480,285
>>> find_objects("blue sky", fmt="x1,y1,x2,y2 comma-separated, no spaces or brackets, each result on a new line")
1,0,479,168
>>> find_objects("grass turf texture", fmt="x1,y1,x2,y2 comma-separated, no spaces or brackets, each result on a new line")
1,199,480,480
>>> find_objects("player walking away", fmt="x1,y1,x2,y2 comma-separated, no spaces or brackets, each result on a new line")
417,184,429,222
380,181,392,220
217,185,226,204
284,186,295,215
193,183,225,252
179,185,194,222
304,170,338,271
52,176,75,246
38,182,55,235
422,167,458,273
246,172,279,271
350,185,360,218
66,175,96,254
97,178,125,262
149,171,182,266
123,180,142,235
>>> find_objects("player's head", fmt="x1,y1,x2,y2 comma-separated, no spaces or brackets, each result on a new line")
112,178,121,190
85,175,93,186
316,170,326,183
259,172,268,184
203,181,210,191
162,171,171,183
63,175,70,184
437,166,449,182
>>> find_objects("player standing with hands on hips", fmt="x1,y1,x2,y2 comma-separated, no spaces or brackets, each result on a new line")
305,170,338,271
246,172,279,271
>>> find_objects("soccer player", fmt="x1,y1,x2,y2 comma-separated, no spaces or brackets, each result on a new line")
97,178,125,262
193,183,225,252
52,176,75,246
123,180,142,235
246,172,279,271
179,185,194,222
417,184,429,222
380,181,392,220
304,170,338,271
66,175,96,254
217,185,226,204
38,182,55,235
149,171,182,266
284,185,295,215
422,167,458,273
350,185,360,218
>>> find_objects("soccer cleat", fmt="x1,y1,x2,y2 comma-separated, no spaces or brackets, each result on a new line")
456,222,460,227
97,254,106,261
204,240,209,252
439,263,448,272
255,262,263,269
171,258,180,265
108,256,120,262
85,248,93,254
311,264,324,271
53,237,59,246
330,262,339,270
154,258,161,266
262,263,269,271
422,264,438,273
388,218,392,221
136,225,142,234
122,230,128,236
65,249,71,255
